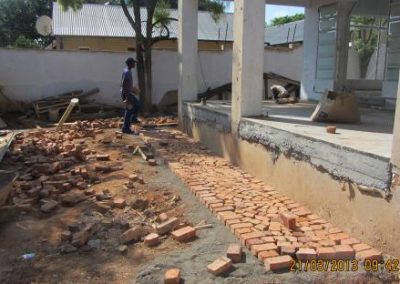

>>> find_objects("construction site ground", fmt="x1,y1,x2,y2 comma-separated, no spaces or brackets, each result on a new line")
0,119,398,283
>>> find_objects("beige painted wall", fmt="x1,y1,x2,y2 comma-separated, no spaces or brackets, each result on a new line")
57,36,232,52
183,118,400,258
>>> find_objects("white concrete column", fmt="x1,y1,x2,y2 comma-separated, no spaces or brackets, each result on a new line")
391,74,400,168
178,0,198,123
334,1,354,91
231,0,266,132
301,7,319,100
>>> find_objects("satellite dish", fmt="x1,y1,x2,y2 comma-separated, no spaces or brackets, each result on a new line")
36,16,52,36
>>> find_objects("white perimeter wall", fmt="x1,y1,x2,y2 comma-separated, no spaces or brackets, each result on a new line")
0,47,303,107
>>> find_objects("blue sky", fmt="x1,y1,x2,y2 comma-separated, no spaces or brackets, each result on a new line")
223,2,305,24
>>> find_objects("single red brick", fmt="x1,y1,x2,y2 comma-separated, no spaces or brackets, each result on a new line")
281,246,297,257
264,255,293,271
246,238,265,248
156,217,180,235
326,126,337,134
341,238,360,246
319,239,336,247
353,243,371,253
129,174,139,181
171,226,196,242
231,222,253,233
258,250,279,261
96,154,110,161
158,213,169,222
279,212,297,230
269,222,282,231
164,268,181,284
207,256,232,276
213,206,235,213
251,243,278,256
356,249,383,263
120,226,143,244
225,219,243,226
277,241,292,251
296,248,317,260
76,181,88,190
144,233,160,247
227,243,242,263
148,159,157,166
234,227,253,238
334,245,355,260
317,247,336,260
241,231,266,246
328,233,350,244
261,236,275,243
113,198,126,209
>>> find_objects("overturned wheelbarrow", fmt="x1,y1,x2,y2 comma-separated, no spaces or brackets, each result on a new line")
0,171,17,206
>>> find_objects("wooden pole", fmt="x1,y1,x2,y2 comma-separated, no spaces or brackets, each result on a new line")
56,98,79,130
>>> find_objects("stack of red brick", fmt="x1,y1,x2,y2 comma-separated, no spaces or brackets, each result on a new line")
146,130,384,272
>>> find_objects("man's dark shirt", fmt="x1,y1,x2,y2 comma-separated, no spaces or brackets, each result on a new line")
120,67,135,104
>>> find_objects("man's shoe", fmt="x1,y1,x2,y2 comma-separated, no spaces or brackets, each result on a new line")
122,129,134,134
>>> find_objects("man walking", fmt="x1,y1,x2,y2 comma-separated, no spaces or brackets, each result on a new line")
121,57,140,134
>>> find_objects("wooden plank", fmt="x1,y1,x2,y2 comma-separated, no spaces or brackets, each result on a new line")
0,132,15,163
198,83,232,100
264,72,300,87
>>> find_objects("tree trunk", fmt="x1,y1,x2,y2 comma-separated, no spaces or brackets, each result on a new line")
131,2,148,112
144,47,153,112
143,2,156,113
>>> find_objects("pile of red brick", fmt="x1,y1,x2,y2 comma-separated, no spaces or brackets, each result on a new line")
145,130,384,273
143,116,178,126
1,122,189,254
7,125,120,212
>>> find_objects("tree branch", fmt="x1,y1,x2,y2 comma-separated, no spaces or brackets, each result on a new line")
151,25,171,45
120,0,136,28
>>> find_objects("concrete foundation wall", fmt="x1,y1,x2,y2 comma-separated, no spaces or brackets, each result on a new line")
0,47,303,109
182,103,400,257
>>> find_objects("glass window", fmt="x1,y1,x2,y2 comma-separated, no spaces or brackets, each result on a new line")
314,4,338,92
348,0,390,80
386,0,400,81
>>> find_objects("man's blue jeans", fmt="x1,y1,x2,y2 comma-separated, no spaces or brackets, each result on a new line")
122,95,140,132
131,95,140,122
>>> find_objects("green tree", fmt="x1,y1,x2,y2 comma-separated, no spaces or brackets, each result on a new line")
13,35,40,49
58,0,224,112
270,13,304,26
350,16,384,79
0,0,53,48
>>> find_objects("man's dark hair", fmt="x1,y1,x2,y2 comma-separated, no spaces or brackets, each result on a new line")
126,57,136,66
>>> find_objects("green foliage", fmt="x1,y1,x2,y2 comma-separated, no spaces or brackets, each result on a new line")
57,0,84,11
270,13,304,26
201,0,224,22
13,35,40,49
0,0,52,48
154,0,171,26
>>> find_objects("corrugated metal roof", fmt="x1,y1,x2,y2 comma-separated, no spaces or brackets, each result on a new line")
265,20,304,46
52,2,234,41
52,3,304,45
